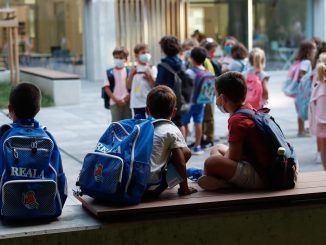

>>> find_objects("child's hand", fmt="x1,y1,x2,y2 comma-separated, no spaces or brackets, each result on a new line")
143,70,152,81
178,187,197,196
116,99,126,106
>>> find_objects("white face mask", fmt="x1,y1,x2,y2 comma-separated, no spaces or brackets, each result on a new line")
139,53,151,63
114,59,125,68
216,95,227,113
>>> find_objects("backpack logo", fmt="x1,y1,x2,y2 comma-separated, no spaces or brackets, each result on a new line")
22,191,39,210
94,163,104,183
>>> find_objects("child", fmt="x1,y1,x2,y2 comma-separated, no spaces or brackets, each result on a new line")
309,52,326,169
243,47,269,109
145,85,197,196
293,40,316,136
128,44,157,119
103,47,131,122
197,72,274,190
0,83,67,216
181,47,214,155
219,36,238,72
224,43,248,73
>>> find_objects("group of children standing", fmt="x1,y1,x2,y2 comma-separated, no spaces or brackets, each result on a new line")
285,39,326,168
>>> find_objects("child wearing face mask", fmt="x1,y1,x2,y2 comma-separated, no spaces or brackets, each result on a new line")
127,44,157,118
197,72,274,191
218,36,238,73
103,47,132,122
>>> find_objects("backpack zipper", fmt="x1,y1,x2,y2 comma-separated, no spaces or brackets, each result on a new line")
125,125,140,192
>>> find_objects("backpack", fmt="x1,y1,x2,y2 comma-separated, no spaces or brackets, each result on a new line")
245,71,263,110
192,68,216,104
77,117,167,205
295,72,313,120
159,63,194,116
283,61,301,98
235,108,298,190
0,119,67,220
101,67,131,109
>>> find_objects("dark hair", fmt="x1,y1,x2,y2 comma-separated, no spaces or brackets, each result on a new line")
190,47,207,65
296,40,316,62
159,36,181,57
112,47,129,59
9,83,41,119
134,44,148,54
231,43,248,60
146,85,176,119
215,72,247,104
222,36,238,47
312,37,322,47
200,39,218,52
313,41,326,68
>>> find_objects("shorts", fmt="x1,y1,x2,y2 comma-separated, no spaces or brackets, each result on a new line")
181,104,205,125
229,161,264,189
110,104,132,122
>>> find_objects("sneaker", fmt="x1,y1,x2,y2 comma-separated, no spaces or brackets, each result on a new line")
201,140,214,149
186,168,203,181
187,142,195,148
198,175,228,191
192,146,205,155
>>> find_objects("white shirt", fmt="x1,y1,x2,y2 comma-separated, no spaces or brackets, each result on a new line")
130,65,157,109
148,122,187,184
300,59,312,73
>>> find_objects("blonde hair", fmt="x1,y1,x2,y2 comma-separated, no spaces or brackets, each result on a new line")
317,52,326,82
249,47,266,71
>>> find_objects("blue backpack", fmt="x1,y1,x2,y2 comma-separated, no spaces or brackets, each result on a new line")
0,119,67,220
235,108,298,189
77,117,156,205
192,68,216,104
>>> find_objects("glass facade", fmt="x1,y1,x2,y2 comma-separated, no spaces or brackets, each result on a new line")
189,0,311,70
0,0,84,76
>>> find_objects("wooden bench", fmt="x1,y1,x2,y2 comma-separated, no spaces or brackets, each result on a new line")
20,67,81,106
2,172,326,244
75,171,326,218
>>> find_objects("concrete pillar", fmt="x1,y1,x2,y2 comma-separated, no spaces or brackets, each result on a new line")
84,0,116,82
247,0,253,51
313,0,326,40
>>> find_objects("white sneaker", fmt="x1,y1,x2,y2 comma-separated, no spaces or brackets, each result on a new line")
198,175,229,191
316,152,322,164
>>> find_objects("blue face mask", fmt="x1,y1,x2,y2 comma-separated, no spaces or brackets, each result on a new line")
225,45,232,55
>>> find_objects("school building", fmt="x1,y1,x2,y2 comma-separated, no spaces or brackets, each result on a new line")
1,0,326,81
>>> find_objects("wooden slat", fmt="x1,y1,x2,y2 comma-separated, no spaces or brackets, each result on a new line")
75,172,326,218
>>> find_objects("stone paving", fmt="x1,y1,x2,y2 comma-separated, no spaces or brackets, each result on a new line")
0,71,322,205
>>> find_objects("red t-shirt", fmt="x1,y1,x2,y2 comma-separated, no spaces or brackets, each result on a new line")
228,104,273,174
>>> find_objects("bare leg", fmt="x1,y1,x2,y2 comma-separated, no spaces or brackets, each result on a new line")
194,123,202,147
320,138,326,170
204,155,237,181
317,137,322,152
210,144,229,156
298,118,305,135
180,126,188,141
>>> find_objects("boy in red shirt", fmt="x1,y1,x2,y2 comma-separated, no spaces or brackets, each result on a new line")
198,72,273,190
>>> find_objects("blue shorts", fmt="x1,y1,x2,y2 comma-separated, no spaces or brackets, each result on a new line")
181,104,205,125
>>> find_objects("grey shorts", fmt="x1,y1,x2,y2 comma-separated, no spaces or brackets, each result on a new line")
229,161,264,189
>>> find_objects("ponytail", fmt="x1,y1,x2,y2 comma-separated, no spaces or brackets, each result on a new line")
317,52,326,82
249,48,265,71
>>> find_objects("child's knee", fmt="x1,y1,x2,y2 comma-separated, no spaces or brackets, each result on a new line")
183,148,192,162
204,156,222,173
210,144,227,156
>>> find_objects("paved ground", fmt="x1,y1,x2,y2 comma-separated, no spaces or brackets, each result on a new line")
0,71,322,205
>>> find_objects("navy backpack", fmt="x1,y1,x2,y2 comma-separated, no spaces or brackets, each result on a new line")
77,117,156,205
0,119,67,220
235,108,298,189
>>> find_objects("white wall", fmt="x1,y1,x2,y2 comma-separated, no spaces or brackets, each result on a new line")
313,0,326,39
84,0,116,82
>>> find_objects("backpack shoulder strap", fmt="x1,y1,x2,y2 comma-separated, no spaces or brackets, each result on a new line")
0,124,12,138
234,108,256,118
159,63,177,75
106,68,115,83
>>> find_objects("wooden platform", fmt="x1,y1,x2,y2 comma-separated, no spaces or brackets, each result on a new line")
20,67,79,80
74,171,326,219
